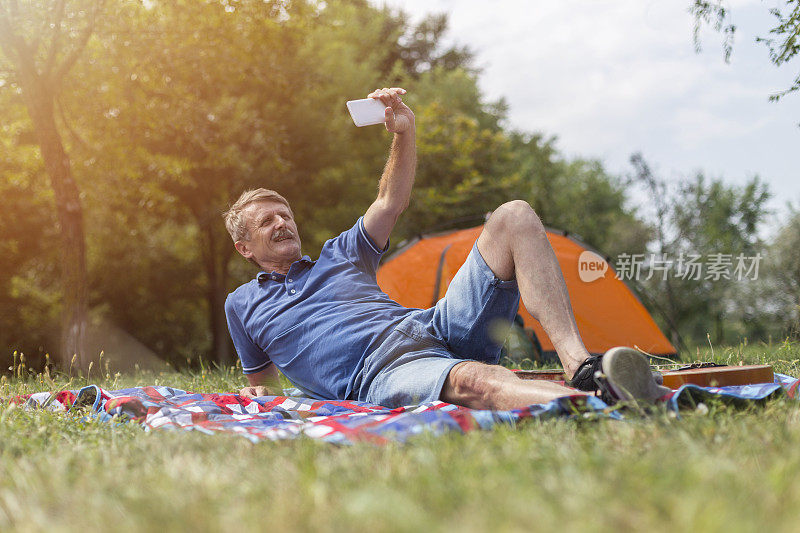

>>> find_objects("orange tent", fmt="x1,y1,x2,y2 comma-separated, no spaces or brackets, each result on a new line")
377,225,677,358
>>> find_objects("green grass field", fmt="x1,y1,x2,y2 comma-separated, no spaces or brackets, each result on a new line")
2,341,800,532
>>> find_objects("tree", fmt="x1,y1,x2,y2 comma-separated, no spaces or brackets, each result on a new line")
74,0,427,364
0,1,662,368
380,10,473,78
84,0,309,365
527,155,650,259
0,91,57,363
691,0,800,102
630,153,771,346
766,206,800,337
0,0,107,367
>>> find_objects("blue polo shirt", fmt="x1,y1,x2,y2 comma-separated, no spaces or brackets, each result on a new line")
224,217,416,400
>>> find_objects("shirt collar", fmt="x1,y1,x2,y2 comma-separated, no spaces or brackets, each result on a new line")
256,255,315,282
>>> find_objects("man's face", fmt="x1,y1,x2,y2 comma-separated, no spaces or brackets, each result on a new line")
236,200,302,269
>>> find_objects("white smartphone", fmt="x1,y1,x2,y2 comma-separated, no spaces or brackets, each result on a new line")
346,98,387,127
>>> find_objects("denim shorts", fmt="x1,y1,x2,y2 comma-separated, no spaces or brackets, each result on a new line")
354,241,521,408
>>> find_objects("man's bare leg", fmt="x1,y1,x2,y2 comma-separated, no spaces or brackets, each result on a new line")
477,200,591,378
442,361,587,410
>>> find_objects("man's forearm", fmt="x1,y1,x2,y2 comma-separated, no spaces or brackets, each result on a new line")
362,87,416,248
376,130,417,213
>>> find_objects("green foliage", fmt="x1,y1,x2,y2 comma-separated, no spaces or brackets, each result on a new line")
759,1,800,101
630,153,774,347
2,0,508,366
0,79,60,361
771,206,800,302
397,99,514,238
674,174,769,255
385,11,473,77
530,156,650,258
691,0,737,62
760,206,800,338
3,0,794,369
691,0,800,102
395,69,647,255
0,0,117,366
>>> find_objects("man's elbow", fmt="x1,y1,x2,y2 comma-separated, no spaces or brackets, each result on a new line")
377,196,408,219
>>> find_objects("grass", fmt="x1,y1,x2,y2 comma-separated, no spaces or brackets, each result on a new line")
1,341,800,532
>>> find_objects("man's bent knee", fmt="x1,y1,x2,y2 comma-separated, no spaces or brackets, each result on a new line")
478,200,546,280
485,200,545,239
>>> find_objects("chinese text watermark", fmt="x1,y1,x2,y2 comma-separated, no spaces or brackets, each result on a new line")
578,252,762,282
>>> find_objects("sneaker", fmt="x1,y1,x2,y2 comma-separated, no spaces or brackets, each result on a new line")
568,355,603,392
595,347,671,405
569,352,665,393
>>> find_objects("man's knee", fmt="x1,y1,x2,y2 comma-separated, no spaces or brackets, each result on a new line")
486,200,545,239
442,361,509,408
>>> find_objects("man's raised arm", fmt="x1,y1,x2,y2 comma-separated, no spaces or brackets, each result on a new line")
363,87,416,249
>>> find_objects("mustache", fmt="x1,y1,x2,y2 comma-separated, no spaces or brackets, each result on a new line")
272,229,294,241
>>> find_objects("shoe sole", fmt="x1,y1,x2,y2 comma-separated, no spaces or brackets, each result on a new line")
601,347,671,404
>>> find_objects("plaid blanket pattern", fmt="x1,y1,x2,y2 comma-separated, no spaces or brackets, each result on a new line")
7,374,799,445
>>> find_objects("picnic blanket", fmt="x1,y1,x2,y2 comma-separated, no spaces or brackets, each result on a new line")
7,374,799,445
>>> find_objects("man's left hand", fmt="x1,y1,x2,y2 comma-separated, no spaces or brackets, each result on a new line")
239,386,269,398
368,87,414,135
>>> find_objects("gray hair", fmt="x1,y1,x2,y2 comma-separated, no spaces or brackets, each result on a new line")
223,188,292,242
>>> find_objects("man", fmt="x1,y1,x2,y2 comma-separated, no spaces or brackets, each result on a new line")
223,87,669,409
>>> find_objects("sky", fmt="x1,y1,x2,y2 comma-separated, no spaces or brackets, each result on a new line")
376,0,799,231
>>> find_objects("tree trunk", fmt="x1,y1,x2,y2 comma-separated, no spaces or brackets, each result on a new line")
663,270,682,353
715,311,725,345
18,77,89,368
199,217,234,365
